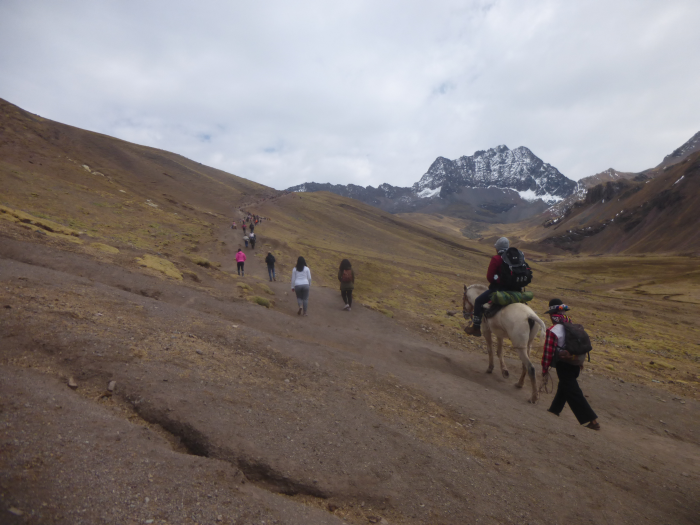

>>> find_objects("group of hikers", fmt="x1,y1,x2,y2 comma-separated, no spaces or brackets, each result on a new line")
287,257,355,316
465,237,600,431
233,220,598,430
232,212,354,315
233,248,354,316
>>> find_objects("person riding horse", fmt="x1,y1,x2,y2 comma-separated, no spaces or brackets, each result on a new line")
464,237,523,337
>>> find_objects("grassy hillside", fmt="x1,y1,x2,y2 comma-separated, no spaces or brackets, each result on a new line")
1,97,699,398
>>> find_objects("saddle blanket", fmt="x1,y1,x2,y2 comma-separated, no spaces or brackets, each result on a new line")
490,291,534,306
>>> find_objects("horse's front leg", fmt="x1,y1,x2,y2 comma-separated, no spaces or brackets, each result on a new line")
484,328,494,374
515,346,538,404
496,338,509,378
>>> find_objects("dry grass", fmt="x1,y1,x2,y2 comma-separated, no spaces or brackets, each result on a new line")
1,98,698,399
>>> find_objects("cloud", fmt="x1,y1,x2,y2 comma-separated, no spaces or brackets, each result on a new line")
1,0,699,190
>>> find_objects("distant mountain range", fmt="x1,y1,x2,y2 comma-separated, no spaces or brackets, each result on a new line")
288,145,577,223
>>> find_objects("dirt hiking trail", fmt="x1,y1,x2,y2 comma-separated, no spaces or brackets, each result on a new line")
1,225,699,525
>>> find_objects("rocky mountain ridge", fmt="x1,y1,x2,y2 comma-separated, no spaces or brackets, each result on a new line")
658,130,700,168
288,145,576,223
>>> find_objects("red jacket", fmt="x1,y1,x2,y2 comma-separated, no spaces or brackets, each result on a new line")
486,255,503,289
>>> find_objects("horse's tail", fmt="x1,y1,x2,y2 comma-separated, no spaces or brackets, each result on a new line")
527,311,546,341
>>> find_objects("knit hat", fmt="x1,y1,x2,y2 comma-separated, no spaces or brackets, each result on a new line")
494,237,509,252
544,298,571,314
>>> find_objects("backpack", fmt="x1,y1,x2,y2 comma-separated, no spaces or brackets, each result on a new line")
341,269,353,283
499,248,533,289
562,322,592,355
554,322,592,365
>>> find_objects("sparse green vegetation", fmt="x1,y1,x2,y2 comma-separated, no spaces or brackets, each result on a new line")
248,295,272,308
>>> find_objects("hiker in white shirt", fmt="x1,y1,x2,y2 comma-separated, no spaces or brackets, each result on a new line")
291,256,312,316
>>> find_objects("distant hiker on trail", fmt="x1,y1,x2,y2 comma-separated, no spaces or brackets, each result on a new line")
338,259,355,311
291,256,311,316
249,223,254,233
542,299,600,430
231,221,237,229
265,252,276,281
249,232,256,250
464,237,532,337
243,235,249,248
242,223,247,234
235,248,246,276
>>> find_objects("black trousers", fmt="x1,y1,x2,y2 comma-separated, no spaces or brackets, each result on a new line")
341,289,353,307
549,362,597,424
473,290,492,321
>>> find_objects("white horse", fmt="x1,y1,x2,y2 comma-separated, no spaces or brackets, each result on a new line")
463,284,546,403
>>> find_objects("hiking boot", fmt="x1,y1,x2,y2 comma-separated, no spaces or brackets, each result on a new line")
586,421,601,431
464,324,482,337
343,304,350,310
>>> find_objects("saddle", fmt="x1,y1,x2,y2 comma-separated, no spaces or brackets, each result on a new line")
483,303,504,319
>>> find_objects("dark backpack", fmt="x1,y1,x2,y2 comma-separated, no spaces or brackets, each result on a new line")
561,322,593,355
341,269,353,283
499,248,533,289
553,322,592,366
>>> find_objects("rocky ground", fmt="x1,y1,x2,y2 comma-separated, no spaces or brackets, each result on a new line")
1,223,699,525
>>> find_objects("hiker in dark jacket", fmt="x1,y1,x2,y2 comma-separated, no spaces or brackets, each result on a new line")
464,237,514,337
542,299,600,430
265,252,276,281
338,259,355,311
249,232,256,250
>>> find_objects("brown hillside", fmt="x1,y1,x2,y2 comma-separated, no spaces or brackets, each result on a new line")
1,98,699,525
0,97,274,245
519,151,700,255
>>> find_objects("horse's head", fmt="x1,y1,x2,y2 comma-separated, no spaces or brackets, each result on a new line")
462,284,472,319
463,283,488,319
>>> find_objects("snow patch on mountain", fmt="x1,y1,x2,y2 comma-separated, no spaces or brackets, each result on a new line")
517,189,563,203
417,186,442,198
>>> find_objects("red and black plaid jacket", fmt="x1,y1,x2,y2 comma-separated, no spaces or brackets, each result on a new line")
541,313,571,373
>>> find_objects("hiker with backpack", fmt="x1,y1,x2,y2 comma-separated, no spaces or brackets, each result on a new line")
249,232,256,250
265,252,276,281
243,235,249,248
542,299,600,430
291,256,312,316
464,237,532,337
338,259,355,311
235,248,246,276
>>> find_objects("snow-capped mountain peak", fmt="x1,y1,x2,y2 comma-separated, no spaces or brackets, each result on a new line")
412,145,575,204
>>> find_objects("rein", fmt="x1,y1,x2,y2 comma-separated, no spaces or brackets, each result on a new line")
539,371,554,394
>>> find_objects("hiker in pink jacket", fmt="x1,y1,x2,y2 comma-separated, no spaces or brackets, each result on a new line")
235,248,247,276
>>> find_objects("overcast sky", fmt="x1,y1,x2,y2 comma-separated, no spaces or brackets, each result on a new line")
1,0,699,189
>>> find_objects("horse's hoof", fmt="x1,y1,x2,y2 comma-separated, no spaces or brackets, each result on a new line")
486,368,493,374
514,383,523,389
528,396,539,404
502,370,509,379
